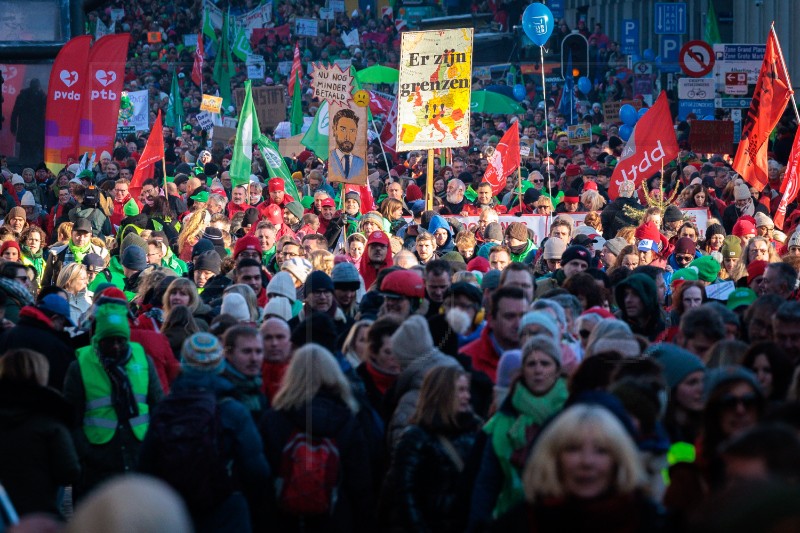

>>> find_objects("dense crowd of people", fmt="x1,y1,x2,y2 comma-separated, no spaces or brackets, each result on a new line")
1,1,800,532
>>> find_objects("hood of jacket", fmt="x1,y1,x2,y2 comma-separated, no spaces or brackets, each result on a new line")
614,273,660,322
427,214,454,250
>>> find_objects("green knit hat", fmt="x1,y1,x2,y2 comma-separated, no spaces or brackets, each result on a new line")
94,304,130,341
689,255,722,283
123,198,140,217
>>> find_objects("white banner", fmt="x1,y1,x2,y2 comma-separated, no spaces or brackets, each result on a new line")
237,3,272,30
118,90,149,132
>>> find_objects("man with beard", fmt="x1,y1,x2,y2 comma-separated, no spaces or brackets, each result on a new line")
329,109,365,180
441,179,467,215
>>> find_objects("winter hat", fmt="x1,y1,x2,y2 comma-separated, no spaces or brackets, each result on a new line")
306,270,334,293
233,235,262,258
123,200,140,216
747,260,768,282
93,303,131,342
0,240,20,257
565,164,581,177
344,191,361,206
523,188,541,204
391,315,441,370
441,251,467,271
121,245,148,271
10,174,24,185
648,343,705,389
733,179,751,201
263,204,283,225
603,237,628,257
268,178,285,192
194,250,222,274
788,231,800,249
590,334,642,358
562,188,580,203
242,208,260,228
705,366,762,401
505,222,529,243
727,287,757,311
543,237,567,260
181,332,224,373
220,293,250,322
519,311,560,341
635,220,662,243
405,183,423,201
7,206,25,220
561,245,592,266
285,201,304,220
481,269,502,291
689,255,721,283
674,237,697,256
19,191,35,206
672,268,699,287
266,272,297,302
732,216,757,238
119,233,147,260
331,262,361,290
191,238,215,259
83,253,106,272
264,297,293,321
754,212,774,229
467,256,490,273
663,205,684,223
721,235,742,258
484,222,504,242
282,257,313,284
705,223,726,241
495,350,522,390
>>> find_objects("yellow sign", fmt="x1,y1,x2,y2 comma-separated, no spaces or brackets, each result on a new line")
200,94,223,114
353,90,370,107
396,28,474,151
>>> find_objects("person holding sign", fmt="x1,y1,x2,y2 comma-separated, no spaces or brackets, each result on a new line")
329,109,365,181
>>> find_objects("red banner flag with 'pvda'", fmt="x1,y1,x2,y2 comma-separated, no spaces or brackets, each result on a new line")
608,92,679,200
733,28,793,191
44,35,92,174
482,121,520,196
78,34,130,156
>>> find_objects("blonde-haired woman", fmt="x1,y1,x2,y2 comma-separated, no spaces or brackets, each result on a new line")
259,343,372,531
492,404,660,531
309,249,335,275
177,208,210,261
56,262,92,325
162,277,208,332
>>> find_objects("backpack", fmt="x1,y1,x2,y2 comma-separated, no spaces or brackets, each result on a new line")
276,430,340,515
146,389,233,509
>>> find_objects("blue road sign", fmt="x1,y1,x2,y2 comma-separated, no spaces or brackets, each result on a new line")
621,19,639,55
678,100,714,121
655,2,687,35
550,0,564,19
716,98,753,109
660,35,681,72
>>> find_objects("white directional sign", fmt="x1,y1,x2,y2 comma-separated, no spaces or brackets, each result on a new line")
678,78,715,100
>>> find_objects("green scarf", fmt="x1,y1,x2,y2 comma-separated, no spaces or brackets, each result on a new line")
68,239,92,264
484,378,568,518
21,245,44,281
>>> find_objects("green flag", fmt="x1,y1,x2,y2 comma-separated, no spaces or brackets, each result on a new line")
213,12,235,113
202,6,217,42
291,71,303,136
704,1,721,45
165,71,183,132
300,101,329,160
232,22,253,62
257,135,302,203
230,80,260,187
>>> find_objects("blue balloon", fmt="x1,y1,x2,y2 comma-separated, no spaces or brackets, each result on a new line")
619,104,638,126
522,3,555,47
637,107,648,119
619,124,633,141
513,83,527,101
577,76,592,95
643,48,655,61
703,115,715,120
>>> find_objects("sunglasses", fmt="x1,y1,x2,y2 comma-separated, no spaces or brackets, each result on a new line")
676,254,694,262
719,393,758,411
532,179,544,184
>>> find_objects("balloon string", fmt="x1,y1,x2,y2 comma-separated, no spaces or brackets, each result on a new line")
540,45,552,224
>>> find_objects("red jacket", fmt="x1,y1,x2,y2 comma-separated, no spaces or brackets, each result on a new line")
110,195,134,229
459,326,501,383
226,201,249,219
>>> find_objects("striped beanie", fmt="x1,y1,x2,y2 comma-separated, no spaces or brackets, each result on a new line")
181,333,224,373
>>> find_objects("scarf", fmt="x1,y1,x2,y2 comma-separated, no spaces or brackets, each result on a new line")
99,346,138,422
261,359,290,401
365,361,398,395
223,365,264,413
69,239,93,264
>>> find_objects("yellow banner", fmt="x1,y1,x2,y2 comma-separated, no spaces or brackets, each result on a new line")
200,94,223,113
396,28,474,151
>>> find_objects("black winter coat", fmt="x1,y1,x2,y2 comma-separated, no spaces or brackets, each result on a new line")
259,392,373,533
0,379,80,517
382,414,481,533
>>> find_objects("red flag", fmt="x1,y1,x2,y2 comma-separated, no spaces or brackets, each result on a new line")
774,128,800,228
608,92,679,200
78,34,130,155
733,28,793,191
44,35,92,173
344,183,376,214
379,98,399,158
288,44,303,97
368,91,393,116
192,32,204,87
130,111,165,202
482,122,521,196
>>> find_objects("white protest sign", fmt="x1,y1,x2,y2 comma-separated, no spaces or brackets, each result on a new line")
196,111,214,131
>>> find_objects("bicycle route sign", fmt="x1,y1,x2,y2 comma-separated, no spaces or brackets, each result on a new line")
677,78,715,100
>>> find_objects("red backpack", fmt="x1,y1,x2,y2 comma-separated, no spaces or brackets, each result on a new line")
276,430,340,515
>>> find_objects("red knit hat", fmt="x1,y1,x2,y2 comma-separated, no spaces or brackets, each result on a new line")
405,183,423,202
268,179,285,192
583,181,598,191
565,164,582,177
733,216,757,238
0,240,21,256
634,221,668,253
466,256,490,273
233,235,263,258
747,260,768,282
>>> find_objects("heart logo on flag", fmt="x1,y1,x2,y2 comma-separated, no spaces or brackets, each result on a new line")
60,70,79,87
95,69,117,87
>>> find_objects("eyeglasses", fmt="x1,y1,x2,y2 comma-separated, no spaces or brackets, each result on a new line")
532,179,544,184
14,275,29,282
676,254,694,262
719,393,758,410
282,251,301,258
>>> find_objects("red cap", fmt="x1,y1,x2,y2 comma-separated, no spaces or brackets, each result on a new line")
565,164,582,177
233,235,263,258
380,270,425,298
582,306,615,319
733,216,757,237
747,260,768,282
320,197,336,208
268,179,285,193
466,256,490,273
405,183,423,201
367,230,390,247
583,181,598,191
264,204,282,224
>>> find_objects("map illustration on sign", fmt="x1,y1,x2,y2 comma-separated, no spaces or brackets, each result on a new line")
397,29,474,151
